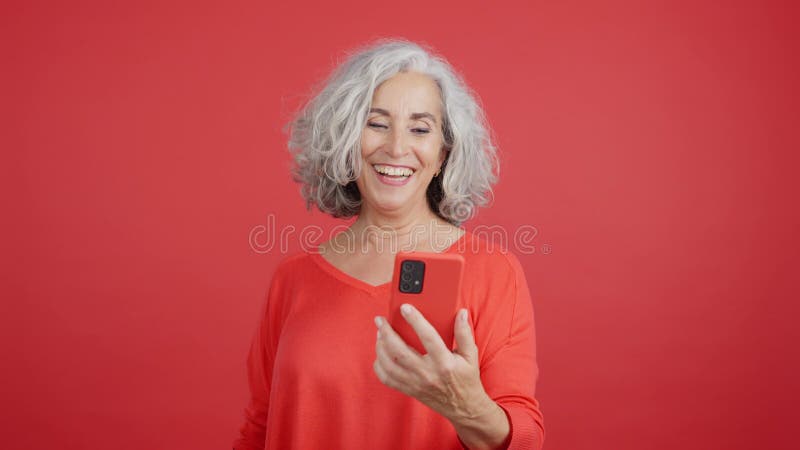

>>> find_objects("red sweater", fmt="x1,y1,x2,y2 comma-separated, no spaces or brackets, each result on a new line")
233,231,545,449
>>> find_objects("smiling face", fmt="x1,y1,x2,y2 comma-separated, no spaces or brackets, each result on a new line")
356,71,447,219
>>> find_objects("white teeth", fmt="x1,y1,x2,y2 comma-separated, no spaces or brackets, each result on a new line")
373,164,414,177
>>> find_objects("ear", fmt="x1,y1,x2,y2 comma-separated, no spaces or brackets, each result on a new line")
437,146,449,168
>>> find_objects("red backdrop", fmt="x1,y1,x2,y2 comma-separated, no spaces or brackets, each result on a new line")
3,1,798,449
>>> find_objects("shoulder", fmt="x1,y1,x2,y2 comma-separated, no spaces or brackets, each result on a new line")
458,231,535,362
452,231,531,312
276,250,313,270
268,250,317,286
261,250,317,319
458,230,525,279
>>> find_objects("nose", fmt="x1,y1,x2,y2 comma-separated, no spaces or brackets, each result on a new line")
386,127,408,158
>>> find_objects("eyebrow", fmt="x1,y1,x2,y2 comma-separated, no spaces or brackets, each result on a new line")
369,108,438,124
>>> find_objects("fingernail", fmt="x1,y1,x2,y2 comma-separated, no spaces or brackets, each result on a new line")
400,304,412,316
374,316,383,328
460,309,468,322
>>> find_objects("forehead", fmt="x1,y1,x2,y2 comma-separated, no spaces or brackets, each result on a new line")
370,71,442,120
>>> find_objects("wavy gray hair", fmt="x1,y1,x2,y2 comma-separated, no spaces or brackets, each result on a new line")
285,38,498,226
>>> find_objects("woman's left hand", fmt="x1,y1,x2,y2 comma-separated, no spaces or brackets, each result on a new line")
372,304,496,424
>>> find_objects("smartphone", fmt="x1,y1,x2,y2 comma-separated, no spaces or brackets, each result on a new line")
388,251,465,354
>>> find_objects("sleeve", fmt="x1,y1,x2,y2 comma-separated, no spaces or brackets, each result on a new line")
478,252,545,450
232,270,284,450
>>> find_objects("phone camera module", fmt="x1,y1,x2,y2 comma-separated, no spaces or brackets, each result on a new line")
398,259,424,294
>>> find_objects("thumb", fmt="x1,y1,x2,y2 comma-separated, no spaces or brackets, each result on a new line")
453,309,478,363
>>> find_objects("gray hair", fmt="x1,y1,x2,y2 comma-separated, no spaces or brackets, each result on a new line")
285,37,498,226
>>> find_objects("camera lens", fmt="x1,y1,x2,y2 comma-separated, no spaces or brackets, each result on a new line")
402,262,413,272
401,282,411,292
401,272,412,282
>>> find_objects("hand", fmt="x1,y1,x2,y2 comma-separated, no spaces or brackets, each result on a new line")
372,304,495,423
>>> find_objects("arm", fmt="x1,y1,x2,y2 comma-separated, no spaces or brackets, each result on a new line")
476,252,545,449
446,309,513,450
416,276,545,450
232,322,270,449
232,282,281,450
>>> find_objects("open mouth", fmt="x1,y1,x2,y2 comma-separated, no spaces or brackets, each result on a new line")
371,164,415,186
372,164,415,178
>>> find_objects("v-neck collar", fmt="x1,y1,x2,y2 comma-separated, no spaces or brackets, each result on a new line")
307,230,469,297
309,251,392,297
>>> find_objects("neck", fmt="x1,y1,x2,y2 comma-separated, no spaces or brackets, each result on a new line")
349,203,456,252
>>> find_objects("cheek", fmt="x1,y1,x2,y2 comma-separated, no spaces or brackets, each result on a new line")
417,143,444,166
360,132,383,157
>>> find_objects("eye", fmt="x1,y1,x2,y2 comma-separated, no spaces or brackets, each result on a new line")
367,122,388,129
411,128,431,135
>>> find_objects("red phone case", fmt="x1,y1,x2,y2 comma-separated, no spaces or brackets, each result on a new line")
388,251,465,354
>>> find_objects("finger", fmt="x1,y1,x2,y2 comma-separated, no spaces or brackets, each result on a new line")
373,359,395,388
399,304,450,361
373,349,412,395
453,308,479,364
375,338,410,383
375,316,422,369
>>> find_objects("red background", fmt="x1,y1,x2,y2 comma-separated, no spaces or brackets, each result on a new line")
3,1,798,449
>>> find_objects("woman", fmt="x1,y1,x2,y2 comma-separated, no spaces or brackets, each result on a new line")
233,38,545,449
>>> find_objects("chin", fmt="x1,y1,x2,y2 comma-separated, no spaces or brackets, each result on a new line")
358,176,428,214
368,194,411,212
